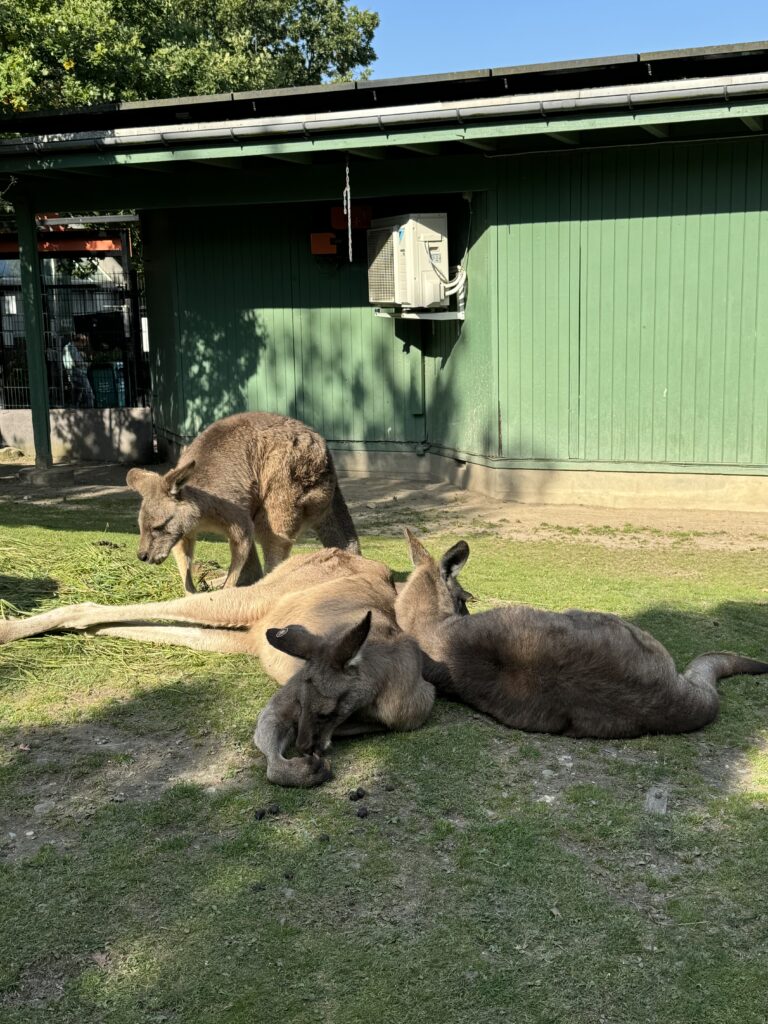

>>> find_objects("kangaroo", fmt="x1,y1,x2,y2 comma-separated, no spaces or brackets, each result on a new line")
126,412,360,593
0,547,433,787
254,610,433,786
395,529,768,739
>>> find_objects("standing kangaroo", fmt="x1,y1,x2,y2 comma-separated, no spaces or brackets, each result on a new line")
395,530,768,739
126,412,360,593
0,547,434,787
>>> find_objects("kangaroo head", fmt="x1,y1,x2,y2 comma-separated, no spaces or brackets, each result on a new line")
126,461,198,564
395,529,472,640
265,611,374,755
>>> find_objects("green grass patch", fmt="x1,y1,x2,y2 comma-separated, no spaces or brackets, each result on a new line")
1,496,767,1023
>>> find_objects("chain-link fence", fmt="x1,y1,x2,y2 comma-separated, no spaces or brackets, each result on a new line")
0,258,149,411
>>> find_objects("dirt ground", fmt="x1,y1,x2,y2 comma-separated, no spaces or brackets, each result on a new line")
1,458,766,551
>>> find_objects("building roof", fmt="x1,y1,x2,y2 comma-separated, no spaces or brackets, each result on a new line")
2,39,768,137
2,40,768,214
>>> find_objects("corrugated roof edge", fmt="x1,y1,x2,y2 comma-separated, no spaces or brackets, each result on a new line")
639,39,768,61
127,40,768,106
2,40,768,124
490,53,639,77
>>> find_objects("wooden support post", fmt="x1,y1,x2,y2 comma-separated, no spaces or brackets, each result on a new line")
14,196,52,468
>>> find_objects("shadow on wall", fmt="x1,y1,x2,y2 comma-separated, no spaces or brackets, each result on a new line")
152,200,555,508
177,309,269,440
51,409,153,463
0,409,153,463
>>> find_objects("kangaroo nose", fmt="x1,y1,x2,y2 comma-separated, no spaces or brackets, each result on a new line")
138,551,148,562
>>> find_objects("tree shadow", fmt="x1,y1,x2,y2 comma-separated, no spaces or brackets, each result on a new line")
142,196,553,509
49,408,153,463
2,591,768,1018
0,573,58,611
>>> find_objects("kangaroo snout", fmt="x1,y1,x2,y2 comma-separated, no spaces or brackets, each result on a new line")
138,548,168,565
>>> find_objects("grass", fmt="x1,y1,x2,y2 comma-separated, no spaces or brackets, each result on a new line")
1,497,768,1023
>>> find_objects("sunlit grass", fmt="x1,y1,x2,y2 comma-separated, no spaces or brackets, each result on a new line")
1,496,767,1023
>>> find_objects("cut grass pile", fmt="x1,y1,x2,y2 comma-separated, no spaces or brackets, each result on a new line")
1,497,767,1024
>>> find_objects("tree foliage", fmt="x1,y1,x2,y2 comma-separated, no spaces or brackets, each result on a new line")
0,0,378,113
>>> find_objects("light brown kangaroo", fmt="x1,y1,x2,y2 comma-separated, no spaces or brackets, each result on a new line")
127,412,360,593
395,530,768,739
0,547,434,787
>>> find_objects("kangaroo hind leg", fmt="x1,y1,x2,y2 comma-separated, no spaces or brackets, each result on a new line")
90,624,256,655
0,587,265,645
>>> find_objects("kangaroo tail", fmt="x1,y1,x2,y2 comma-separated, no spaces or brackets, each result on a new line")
683,652,768,686
314,467,361,554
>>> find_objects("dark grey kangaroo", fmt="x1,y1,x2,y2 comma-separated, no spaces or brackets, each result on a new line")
395,529,768,739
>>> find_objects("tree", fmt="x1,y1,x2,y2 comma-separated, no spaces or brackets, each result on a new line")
0,0,378,114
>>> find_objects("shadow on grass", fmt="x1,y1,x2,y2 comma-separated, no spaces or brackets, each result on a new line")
0,498,139,535
2,656,768,1023
0,574,59,612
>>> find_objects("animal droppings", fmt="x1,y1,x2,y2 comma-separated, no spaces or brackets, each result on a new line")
356,806,369,818
254,808,267,820
349,787,366,801
267,803,281,815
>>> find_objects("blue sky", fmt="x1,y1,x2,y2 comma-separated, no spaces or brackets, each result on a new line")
369,0,768,79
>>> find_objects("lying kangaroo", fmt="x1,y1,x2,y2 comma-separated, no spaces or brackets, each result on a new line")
0,547,433,787
395,530,768,738
127,412,360,593
255,609,433,786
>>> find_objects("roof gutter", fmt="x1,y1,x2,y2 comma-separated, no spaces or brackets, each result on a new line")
2,70,768,157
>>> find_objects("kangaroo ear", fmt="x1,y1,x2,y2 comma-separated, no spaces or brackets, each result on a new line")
126,467,157,495
331,611,372,670
404,527,433,567
165,460,196,498
440,540,470,580
265,624,320,661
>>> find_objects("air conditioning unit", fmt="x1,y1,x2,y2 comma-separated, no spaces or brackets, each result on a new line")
367,213,449,309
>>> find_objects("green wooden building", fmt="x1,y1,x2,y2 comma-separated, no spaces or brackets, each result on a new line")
3,41,768,509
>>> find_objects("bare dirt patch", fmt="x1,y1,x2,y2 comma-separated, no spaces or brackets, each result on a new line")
2,461,767,552
341,477,768,552
1,722,255,862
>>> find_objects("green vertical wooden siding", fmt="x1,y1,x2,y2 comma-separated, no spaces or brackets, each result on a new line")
141,211,184,442
497,155,580,463
425,190,498,457
497,138,768,470
145,137,768,473
144,205,425,444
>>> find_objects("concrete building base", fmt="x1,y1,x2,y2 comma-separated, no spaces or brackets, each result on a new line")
331,449,768,514
0,408,153,464
18,465,77,487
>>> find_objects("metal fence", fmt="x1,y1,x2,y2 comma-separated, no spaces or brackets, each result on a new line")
0,260,150,411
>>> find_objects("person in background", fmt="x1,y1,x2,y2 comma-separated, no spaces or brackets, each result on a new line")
62,332,95,408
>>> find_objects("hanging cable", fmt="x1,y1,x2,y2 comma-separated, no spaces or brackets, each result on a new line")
342,159,353,263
